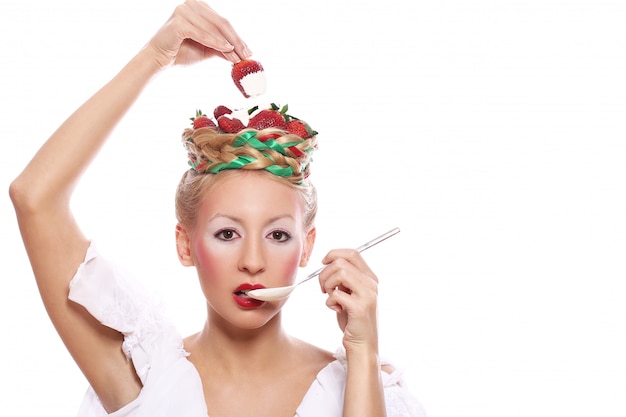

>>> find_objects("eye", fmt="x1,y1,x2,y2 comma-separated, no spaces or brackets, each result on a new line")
268,230,291,242
215,229,239,241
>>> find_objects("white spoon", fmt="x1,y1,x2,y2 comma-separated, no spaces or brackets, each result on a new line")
246,227,401,301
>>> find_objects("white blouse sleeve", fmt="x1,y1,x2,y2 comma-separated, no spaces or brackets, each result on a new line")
68,243,183,384
381,366,428,417
67,243,207,417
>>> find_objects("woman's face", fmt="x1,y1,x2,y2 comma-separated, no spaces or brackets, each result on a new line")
177,171,315,329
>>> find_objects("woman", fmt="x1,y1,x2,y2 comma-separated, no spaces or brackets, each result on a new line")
9,1,424,416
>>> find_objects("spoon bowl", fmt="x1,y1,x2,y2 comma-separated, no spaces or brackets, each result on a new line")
247,227,400,301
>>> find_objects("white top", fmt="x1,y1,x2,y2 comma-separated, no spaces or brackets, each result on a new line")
68,243,426,417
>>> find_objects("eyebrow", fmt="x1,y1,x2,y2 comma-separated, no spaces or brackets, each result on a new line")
209,213,296,225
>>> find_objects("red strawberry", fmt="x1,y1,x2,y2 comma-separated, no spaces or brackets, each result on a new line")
217,115,246,133
248,105,288,130
231,59,266,98
213,105,232,120
286,119,317,138
191,109,216,129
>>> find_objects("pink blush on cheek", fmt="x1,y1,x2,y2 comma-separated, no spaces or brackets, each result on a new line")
275,250,303,286
191,238,228,283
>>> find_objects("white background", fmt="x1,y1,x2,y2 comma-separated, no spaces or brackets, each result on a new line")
1,0,625,416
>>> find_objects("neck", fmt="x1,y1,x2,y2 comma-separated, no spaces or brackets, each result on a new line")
188,310,294,374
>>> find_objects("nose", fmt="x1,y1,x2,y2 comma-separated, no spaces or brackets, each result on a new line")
237,235,266,276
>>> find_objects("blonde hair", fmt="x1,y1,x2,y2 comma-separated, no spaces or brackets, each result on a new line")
175,127,318,229
182,127,316,182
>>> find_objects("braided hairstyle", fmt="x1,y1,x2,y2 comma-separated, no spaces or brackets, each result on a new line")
175,126,318,230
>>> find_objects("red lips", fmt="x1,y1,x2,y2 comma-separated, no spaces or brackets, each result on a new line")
233,283,266,308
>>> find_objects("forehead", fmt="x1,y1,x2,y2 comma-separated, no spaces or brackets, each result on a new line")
197,170,305,224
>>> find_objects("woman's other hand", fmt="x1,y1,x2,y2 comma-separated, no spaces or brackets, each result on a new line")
319,249,381,355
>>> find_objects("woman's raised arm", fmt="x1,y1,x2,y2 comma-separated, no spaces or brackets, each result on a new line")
9,1,250,412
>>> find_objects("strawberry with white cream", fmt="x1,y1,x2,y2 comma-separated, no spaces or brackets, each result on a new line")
231,59,267,98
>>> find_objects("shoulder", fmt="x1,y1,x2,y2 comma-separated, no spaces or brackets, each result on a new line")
291,337,336,366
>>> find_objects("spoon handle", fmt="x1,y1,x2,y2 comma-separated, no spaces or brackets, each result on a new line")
355,226,401,252
297,227,401,285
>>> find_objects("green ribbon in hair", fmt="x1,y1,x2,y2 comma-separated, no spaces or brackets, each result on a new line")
234,131,304,156
202,131,301,178
207,154,296,178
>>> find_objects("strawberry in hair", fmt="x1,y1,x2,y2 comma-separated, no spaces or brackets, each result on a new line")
191,109,216,129
286,119,318,139
217,115,246,133
231,59,266,98
213,105,232,119
247,103,288,130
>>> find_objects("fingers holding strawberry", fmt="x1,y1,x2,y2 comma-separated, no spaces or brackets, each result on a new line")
145,0,251,69
319,249,381,354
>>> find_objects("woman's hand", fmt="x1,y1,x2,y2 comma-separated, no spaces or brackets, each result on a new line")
319,249,380,354
319,250,388,416
146,0,251,69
